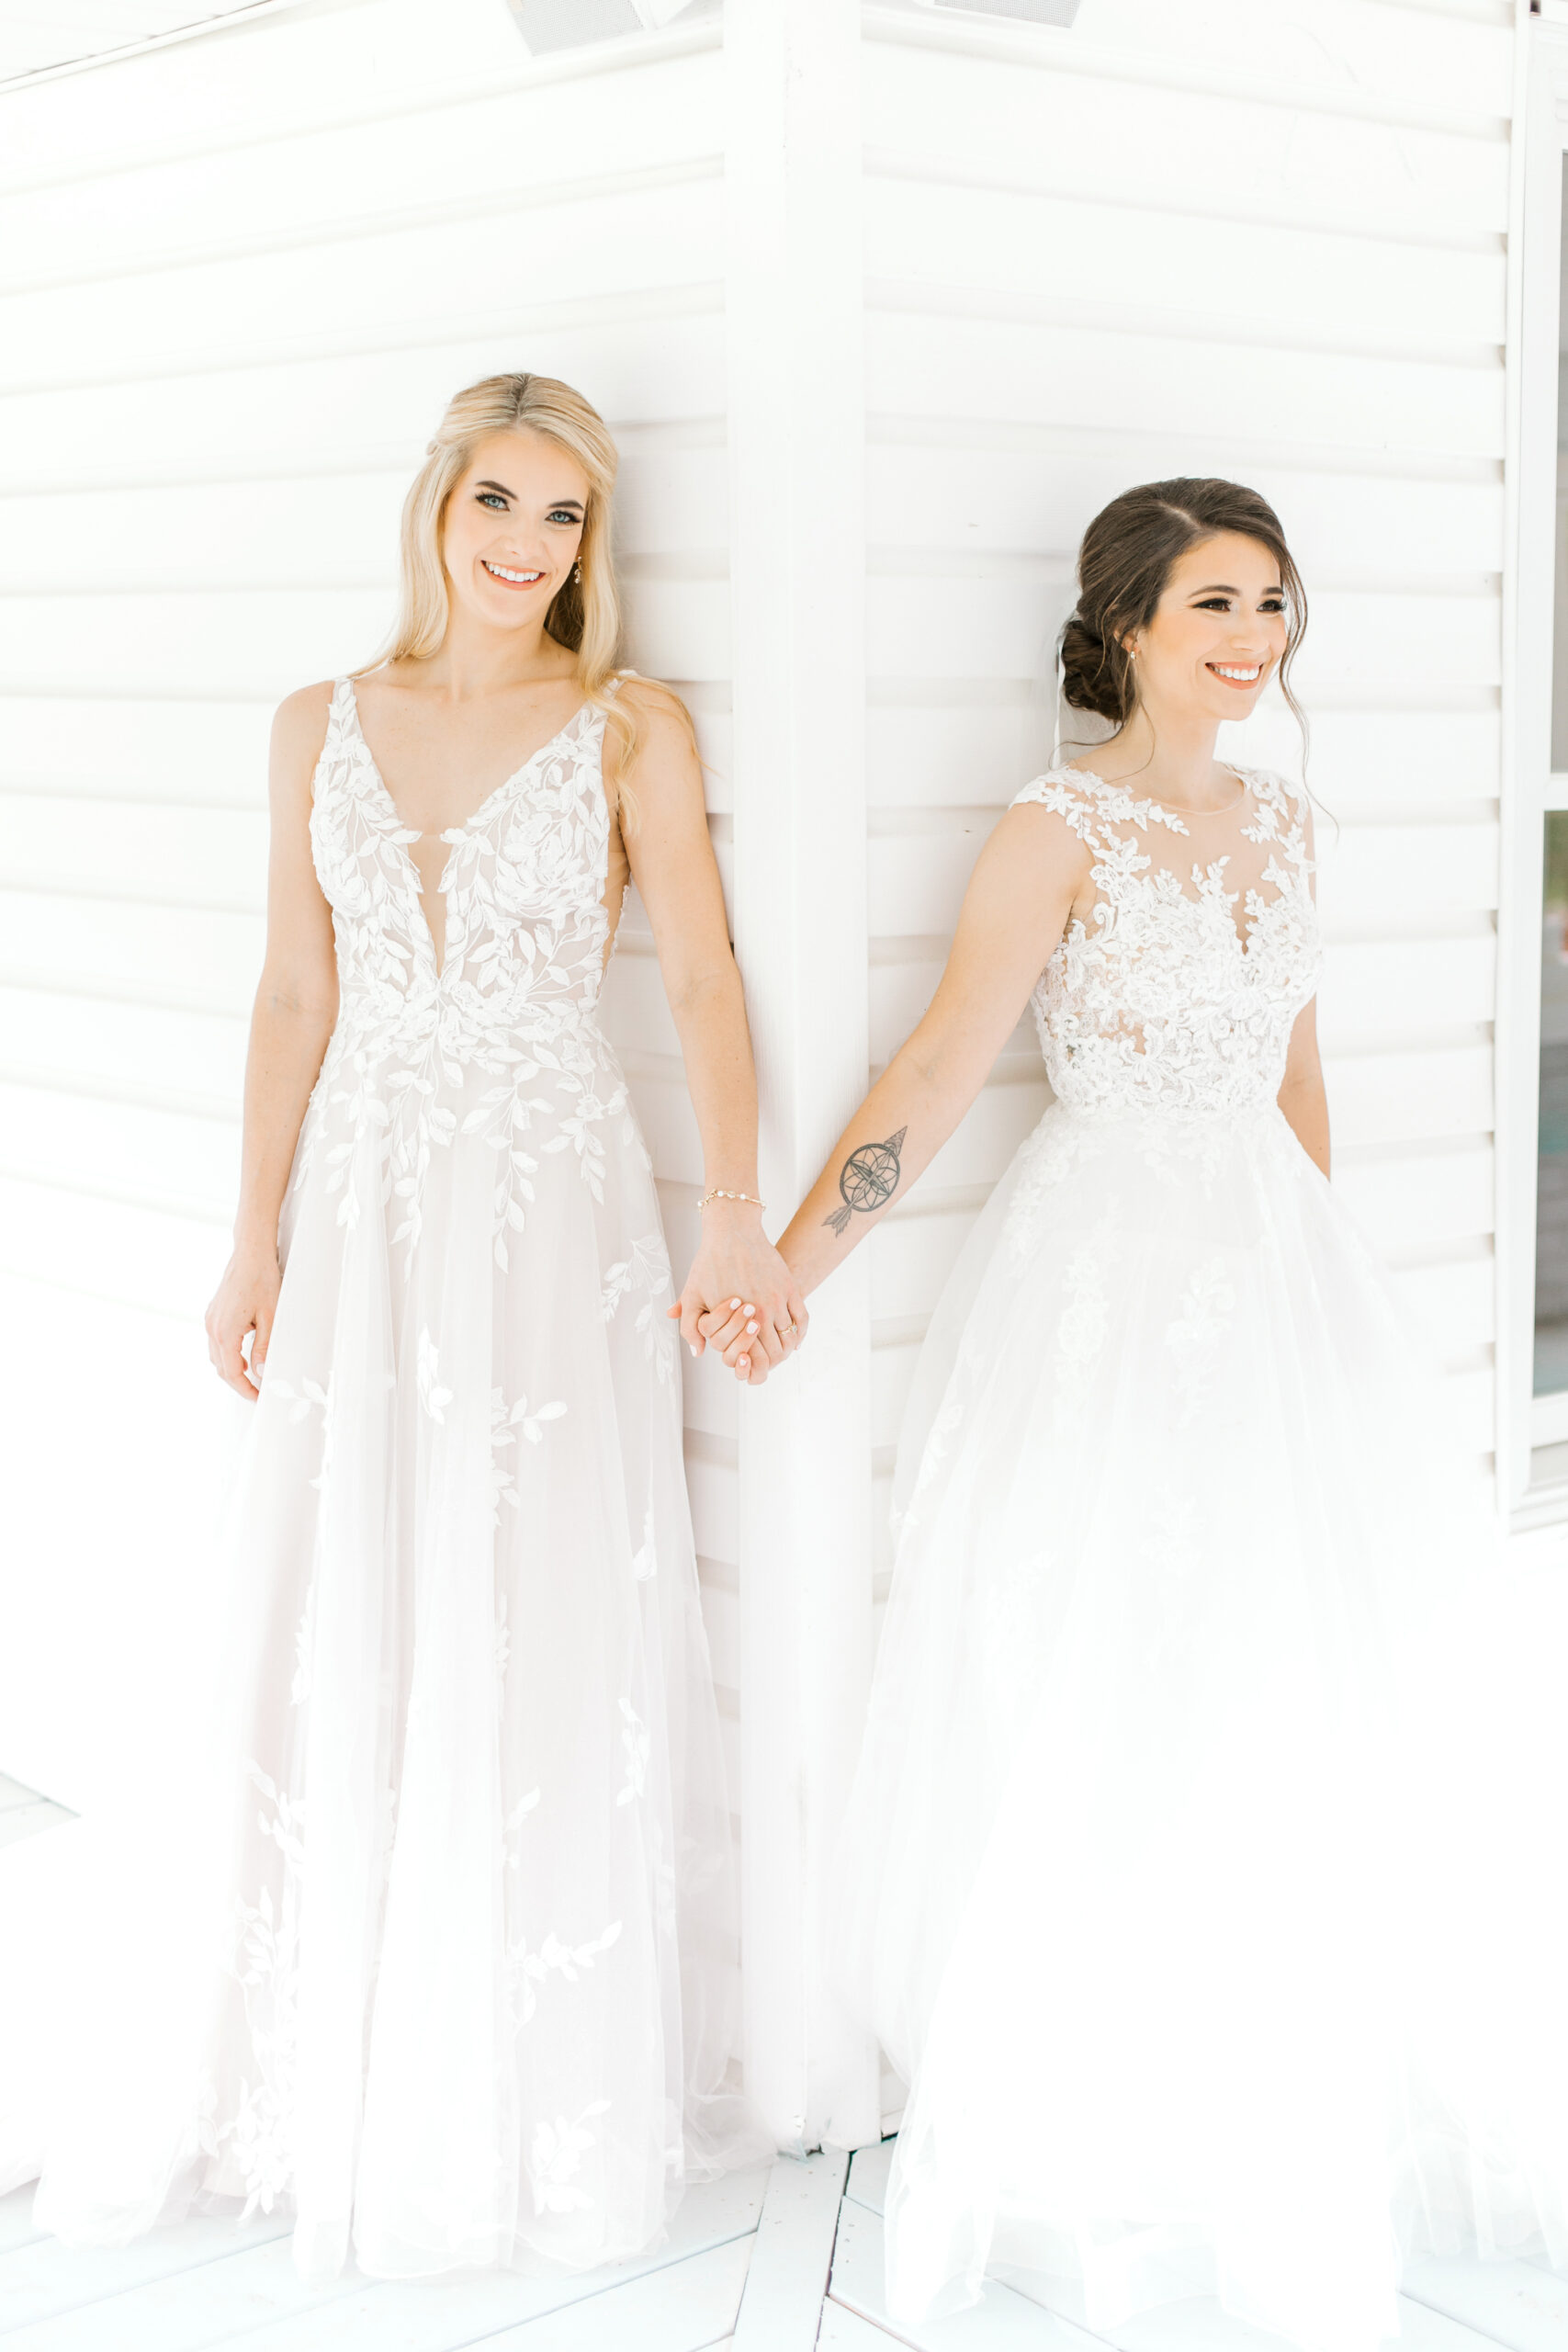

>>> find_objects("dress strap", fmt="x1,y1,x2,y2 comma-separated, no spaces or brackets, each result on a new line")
308,679,354,805
1236,764,1315,874
1010,764,1127,863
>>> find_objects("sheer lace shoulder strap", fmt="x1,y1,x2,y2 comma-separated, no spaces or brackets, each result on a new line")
1010,763,1124,857
311,677,354,800
1236,763,1314,871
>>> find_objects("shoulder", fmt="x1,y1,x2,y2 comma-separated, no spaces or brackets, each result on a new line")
271,677,339,760
981,771,1104,889
1012,763,1103,810
1235,760,1304,807
1238,762,1313,829
600,670,700,783
605,670,694,736
1009,764,1116,844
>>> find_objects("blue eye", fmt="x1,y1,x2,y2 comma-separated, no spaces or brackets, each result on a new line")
478,492,507,511
547,509,581,526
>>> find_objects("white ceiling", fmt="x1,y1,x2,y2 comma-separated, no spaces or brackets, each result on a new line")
0,0,278,85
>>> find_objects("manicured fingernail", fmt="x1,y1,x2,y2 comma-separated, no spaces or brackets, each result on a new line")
689,1342,699,1357
738,1356,749,1370
746,1320,758,1333
728,1298,740,1310
743,1303,754,1314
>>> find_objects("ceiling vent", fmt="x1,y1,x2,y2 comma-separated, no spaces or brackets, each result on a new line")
502,0,714,53
908,0,1081,22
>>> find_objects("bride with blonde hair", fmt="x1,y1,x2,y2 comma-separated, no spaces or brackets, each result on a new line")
11,370,790,2279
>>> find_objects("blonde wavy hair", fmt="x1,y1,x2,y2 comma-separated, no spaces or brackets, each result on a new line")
357,370,694,829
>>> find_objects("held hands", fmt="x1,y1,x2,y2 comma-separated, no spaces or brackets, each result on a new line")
668,1202,807,1385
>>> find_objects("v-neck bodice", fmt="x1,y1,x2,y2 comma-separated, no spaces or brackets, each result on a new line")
340,674,598,853
310,672,618,1006
1012,760,1321,1124
303,673,629,1248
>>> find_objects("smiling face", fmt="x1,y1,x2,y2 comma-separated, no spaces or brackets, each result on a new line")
440,427,591,632
1125,531,1289,727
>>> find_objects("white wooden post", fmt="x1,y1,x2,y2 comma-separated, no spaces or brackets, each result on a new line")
723,0,882,2152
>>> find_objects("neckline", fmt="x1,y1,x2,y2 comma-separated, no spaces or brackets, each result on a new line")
1054,759,1252,820
339,673,597,842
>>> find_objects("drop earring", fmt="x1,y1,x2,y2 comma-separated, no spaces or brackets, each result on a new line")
573,562,582,583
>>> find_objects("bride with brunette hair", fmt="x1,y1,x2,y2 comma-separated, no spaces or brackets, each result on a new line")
708,477,1568,2351
11,370,787,2278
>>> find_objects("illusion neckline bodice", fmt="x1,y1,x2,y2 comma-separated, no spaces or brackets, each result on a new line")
1013,759,1321,1124
1053,756,1250,823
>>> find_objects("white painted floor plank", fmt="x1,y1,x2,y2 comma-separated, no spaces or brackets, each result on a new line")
1005,2261,1523,2352
0,1806,73,1853
818,2300,913,2350
830,2200,1100,2351
219,2166,770,2352
844,2145,894,2221
0,2212,291,2330
2,2235,367,2352
730,2151,848,2352
481,2233,751,2351
1399,2258,1568,2352
1363,2304,1509,2352
0,2187,45,2256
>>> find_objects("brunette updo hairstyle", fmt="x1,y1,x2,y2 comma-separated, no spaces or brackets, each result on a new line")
1059,477,1308,747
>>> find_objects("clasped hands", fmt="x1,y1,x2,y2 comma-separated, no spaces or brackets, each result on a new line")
667,1215,807,1386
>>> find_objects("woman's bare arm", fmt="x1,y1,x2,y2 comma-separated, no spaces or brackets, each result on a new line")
1278,996,1329,1177
1278,803,1329,1178
204,684,338,1397
704,804,1085,1357
609,681,806,1377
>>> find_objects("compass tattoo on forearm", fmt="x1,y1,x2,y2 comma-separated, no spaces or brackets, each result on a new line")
824,1128,907,1236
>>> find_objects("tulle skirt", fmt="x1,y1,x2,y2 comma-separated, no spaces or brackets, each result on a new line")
834,1097,1568,2352
5,1035,764,2279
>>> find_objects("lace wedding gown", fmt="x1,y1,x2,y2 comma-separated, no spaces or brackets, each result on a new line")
836,761,1568,2352
17,674,761,2278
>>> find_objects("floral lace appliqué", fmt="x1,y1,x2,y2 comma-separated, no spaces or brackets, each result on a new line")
1011,763,1320,1125
298,678,631,1260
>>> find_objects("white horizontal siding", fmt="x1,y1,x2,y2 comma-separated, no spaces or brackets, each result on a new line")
865,4,1514,159
866,449,1505,576
0,68,725,277
863,175,1506,353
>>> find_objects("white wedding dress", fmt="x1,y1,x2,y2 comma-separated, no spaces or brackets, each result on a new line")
835,760,1568,2352
11,673,761,2278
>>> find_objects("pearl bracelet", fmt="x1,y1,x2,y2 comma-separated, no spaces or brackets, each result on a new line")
698,1187,766,1213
